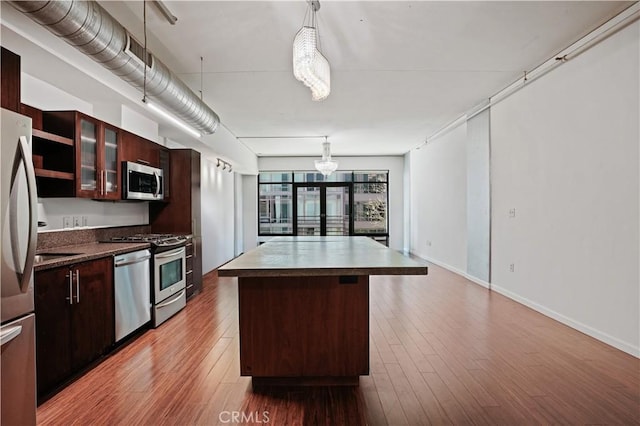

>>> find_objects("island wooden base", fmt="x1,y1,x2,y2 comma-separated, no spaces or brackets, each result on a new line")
238,275,370,383
251,376,360,387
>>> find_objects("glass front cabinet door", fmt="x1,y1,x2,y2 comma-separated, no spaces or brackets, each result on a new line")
78,117,98,195
101,124,121,200
75,113,121,200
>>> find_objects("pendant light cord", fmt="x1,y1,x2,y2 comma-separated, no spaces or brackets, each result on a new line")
200,56,203,100
143,0,147,102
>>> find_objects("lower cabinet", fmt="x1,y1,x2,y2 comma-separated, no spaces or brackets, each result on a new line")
34,257,114,399
185,237,195,298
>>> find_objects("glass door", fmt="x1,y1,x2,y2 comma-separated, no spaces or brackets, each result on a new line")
295,185,321,236
78,118,98,194
102,125,120,199
325,185,350,235
294,184,352,236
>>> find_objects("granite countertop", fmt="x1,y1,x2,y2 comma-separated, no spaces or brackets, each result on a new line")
34,242,151,271
218,236,428,278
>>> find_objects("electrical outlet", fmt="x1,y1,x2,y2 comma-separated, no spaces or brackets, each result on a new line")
73,216,81,228
509,263,515,272
63,216,72,229
82,216,88,227
509,208,516,218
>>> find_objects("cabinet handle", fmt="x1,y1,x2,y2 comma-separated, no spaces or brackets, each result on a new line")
103,170,107,195
66,272,73,305
75,270,80,303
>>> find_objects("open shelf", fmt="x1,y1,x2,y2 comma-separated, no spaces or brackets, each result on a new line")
32,129,74,146
35,168,74,180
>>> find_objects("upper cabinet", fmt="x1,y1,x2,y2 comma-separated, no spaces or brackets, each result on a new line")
43,111,122,200
1,47,21,112
121,130,160,168
121,130,171,201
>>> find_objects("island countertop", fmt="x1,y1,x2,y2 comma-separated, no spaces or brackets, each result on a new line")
218,236,428,277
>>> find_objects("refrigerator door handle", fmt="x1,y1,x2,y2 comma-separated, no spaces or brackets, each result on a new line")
16,136,38,293
0,325,22,346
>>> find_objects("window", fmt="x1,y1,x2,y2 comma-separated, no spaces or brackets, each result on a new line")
353,182,387,234
258,171,389,240
258,174,293,235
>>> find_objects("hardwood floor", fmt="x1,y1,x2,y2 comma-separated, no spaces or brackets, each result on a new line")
37,265,640,425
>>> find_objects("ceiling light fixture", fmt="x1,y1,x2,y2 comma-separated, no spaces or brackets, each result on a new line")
314,137,338,176
216,158,233,173
293,0,330,101
144,100,201,138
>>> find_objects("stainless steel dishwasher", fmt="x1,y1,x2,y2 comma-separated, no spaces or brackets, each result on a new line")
114,249,152,342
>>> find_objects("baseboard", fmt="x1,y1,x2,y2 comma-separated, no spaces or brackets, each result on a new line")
412,253,491,289
491,284,639,358
410,252,639,358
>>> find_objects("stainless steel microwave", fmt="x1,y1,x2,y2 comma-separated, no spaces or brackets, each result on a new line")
122,161,164,201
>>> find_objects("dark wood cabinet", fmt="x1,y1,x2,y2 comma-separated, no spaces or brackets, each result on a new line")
43,111,122,200
31,128,76,197
1,47,21,112
35,257,114,399
121,130,161,168
151,149,202,297
159,148,171,201
185,238,195,298
34,266,73,395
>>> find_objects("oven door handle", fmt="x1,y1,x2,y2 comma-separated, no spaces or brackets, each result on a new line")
157,290,186,308
114,255,151,268
155,247,186,259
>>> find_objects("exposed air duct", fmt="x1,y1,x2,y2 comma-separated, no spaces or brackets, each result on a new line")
9,0,219,134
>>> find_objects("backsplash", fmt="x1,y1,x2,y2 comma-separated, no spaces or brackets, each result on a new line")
38,198,149,232
37,225,150,250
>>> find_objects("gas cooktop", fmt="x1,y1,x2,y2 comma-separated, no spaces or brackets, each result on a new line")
110,233,188,247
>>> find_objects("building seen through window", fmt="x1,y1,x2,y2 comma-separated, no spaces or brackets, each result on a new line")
258,171,388,245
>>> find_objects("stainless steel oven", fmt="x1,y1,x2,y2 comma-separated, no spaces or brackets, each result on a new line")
153,245,186,327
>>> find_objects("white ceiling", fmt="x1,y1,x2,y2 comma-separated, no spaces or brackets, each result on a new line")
6,1,635,158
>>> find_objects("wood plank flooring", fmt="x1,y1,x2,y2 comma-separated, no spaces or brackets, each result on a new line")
37,265,640,425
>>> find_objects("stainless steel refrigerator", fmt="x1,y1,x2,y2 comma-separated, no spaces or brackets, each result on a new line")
1,108,37,425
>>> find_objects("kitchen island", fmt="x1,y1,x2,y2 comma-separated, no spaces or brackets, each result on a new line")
218,236,428,386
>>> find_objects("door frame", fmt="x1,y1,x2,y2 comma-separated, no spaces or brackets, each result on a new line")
293,182,354,236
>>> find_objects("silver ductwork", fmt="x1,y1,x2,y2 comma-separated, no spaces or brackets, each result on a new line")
9,0,219,134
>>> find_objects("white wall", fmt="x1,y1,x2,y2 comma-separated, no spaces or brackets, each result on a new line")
242,174,258,252
402,153,412,253
466,109,491,282
490,21,639,356
254,156,405,251
22,73,93,114
409,124,468,273
200,158,236,274
234,173,244,256
120,105,160,143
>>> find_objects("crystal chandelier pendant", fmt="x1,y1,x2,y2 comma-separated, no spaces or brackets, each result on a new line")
293,26,317,82
292,2,330,101
315,140,338,176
